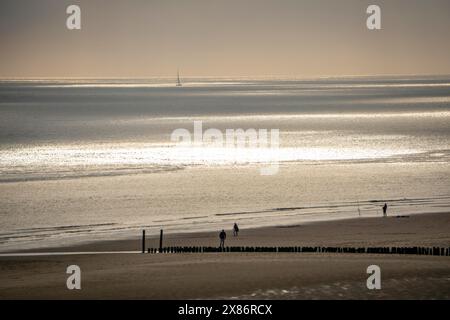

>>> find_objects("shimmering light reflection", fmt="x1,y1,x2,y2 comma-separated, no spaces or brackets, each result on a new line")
109,111,450,123
0,143,419,174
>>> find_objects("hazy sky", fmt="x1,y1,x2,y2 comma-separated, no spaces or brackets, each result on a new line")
1,0,450,78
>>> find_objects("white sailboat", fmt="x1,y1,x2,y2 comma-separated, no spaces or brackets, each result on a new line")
176,69,182,87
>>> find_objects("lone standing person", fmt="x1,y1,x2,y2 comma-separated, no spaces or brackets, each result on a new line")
382,203,388,217
233,223,239,236
219,229,226,248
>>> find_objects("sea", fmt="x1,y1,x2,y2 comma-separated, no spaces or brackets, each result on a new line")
0,76,449,251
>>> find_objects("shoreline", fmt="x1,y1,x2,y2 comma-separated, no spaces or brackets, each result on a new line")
10,211,450,254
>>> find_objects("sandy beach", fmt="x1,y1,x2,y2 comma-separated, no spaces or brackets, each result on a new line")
1,212,449,299
2,0,450,303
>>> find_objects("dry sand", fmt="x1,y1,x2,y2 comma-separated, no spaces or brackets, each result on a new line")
1,213,449,299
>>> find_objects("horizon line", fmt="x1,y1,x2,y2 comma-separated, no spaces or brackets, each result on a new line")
1,72,450,81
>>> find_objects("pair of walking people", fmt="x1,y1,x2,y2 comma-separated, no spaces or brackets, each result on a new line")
219,223,239,248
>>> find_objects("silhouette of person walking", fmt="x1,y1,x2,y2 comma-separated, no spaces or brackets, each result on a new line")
233,223,239,236
382,203,388,217
219,229,226,248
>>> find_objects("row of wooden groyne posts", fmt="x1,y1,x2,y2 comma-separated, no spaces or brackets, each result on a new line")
141,230,450,257
146,245,450,256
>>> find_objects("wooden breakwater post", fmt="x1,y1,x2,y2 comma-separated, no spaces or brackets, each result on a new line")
159,229,164,253
142,230,146,253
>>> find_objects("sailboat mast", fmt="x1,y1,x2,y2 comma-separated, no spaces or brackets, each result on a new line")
176,68,182,86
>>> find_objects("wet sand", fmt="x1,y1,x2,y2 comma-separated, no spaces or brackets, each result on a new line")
1,213,449,299
22,211,450,253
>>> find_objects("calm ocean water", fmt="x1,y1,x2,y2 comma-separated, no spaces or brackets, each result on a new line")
0,76,449,251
